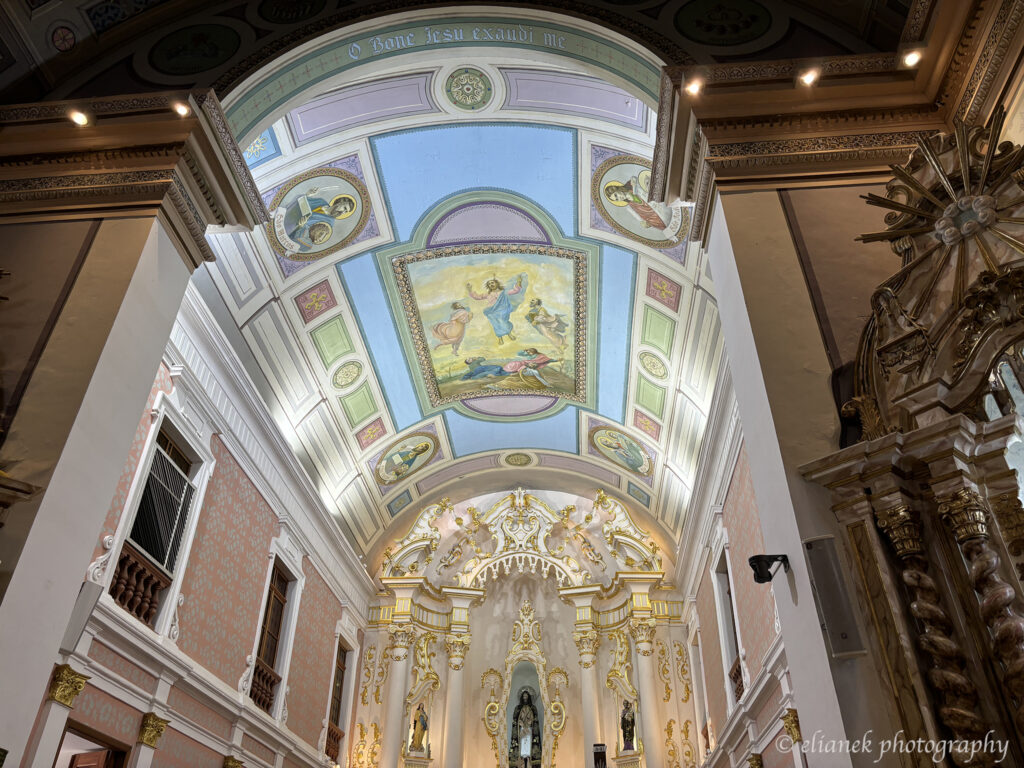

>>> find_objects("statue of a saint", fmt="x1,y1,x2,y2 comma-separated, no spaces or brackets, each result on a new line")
410,702,428,752
509,690,541,767
621,700,636,752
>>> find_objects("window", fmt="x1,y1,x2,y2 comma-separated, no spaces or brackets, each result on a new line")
326,638,348,760
713,552,744,702
109,427,198,627
251,560,290,713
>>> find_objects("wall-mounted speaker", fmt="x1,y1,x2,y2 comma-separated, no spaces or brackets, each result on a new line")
804,537,865,657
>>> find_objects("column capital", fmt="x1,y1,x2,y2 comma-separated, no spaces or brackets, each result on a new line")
628,617,657,654
138,712,170,748
780,708,802,743
0,91,267,270
223,757,244,768
572,628,600,667
874,503,924,559
444,632,471,670
938,487,990,543
46,664,89,708
387,623,418,661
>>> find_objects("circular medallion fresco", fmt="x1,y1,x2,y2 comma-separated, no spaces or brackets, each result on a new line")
150,24,241,76
52,26,76,52
504,452,533,467
266,168,370,261
332,361,362,390
638,351,668,380
374,432,439,486
445,68,493,111
675,0,772,46
589,426,653,476
592,155,690,249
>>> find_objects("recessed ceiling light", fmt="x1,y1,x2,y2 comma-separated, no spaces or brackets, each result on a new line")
903,50,922,67
799,69,819,86
69,110,89,126
685,79,703,96
172,102,191,117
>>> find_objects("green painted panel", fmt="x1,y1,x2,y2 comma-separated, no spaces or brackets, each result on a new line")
340,381,378,428
311,317,354,370
641,305,676,357
636,375,666,419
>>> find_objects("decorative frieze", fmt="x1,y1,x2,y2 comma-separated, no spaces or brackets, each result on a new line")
47,664,89,708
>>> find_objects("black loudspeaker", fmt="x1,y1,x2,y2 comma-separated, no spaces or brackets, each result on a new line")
805,537,866,657
594,744,607,768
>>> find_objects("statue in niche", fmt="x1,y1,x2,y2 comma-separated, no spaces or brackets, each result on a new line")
410,702,428,752
620,700,636,751
509,690,541,767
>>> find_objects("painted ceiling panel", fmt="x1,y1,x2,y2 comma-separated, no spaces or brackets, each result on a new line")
500,68,648,131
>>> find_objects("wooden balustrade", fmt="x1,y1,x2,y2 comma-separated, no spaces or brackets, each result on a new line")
109,541,171,627
326,722,344,761
250,657,281,713
729,656,744,701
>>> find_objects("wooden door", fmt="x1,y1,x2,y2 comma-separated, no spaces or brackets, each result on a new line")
68,751,110,768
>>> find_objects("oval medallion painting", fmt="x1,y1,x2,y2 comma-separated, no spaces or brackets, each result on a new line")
589,426,653,476
374,432,439,486
266,168,370,261
592,155,689,249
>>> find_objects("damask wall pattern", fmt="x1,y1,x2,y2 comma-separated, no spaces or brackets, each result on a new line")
166,684,232,739
69,684,141,747
695,571,725,741
175,435,278,687
721,446,777,680
150,726,224,768
86,639,159,694
285,556,342,747
90,362,173,563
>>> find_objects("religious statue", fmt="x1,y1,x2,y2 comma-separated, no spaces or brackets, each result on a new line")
410,702,428,752
620,700,636,751
509,690,542,767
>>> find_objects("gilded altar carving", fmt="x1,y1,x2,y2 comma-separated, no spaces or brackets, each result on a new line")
665,719,681,768
597,491,662,571
664,719,697,768
350,722,381,768
572,628,599,667
359,646,375,705
445,632,471,670
939,488,990,542
405,632,440,715
388,624,418,661
606,630,638,702
138,712,169,748
673,641,692,703
656,641,672,701
47,664,89,708
482,668,504,767
547,668,568,763
874,504,923,557
628,617,657,654
990,491,1024,561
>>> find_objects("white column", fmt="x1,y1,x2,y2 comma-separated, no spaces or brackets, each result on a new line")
126,713,169,768
573,629,601,768
23,665,89,768
380,624,417,768
442,633,470,768
630,618,664,768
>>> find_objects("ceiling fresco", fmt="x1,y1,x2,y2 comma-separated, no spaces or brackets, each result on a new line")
199,45,723,554
1,2,914,104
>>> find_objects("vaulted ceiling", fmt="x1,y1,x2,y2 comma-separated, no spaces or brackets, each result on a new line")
189,13,724,554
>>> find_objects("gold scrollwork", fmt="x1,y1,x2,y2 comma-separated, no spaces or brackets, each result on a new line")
47,664,89,708
360,646,375,705
747,754,764,768
223,758,244,768
656,641,673,701
781,708,802,743
548,667,569,763
481,668,503,768
606,630,638,701
138,712,169,748
665,719,681,768
405,632,440,715
673,641,692,703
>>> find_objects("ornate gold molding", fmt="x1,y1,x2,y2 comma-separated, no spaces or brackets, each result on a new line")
359,645,375,705
628,617,657,654
874,504,923,557
781,708,802,743
444,632,471,670
747,754,764,768
656,641,673,701
388,624,418,661
223,758,244,768
939,488,989,542
672,641,692,703
138,712,169,748
47,664,89,708
572,628,599,667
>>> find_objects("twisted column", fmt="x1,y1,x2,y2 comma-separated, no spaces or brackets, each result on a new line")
442,633,470,768
629,617,665,768
573,628,601,768
940,488,1024,735
875,503,989,767
379,624,417,768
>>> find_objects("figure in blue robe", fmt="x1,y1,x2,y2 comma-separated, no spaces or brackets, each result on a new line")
466,274,528,343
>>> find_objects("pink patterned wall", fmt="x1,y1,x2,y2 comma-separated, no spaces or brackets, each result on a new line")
91,363,173,562
70,685,141,747
722,445,778,679
87,640,158,694
286,557,343,748
175,435,278,687
695,572,726,746
166,685,231,739
151,727,224,768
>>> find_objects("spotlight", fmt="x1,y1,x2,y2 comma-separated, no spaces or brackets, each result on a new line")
903,50,922,67
69,110,89,126
172,102,191,117
685,79,703,96
798,69,819,86
748,554,790,584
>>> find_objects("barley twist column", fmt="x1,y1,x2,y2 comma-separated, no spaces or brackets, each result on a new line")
380,623,418,768
629,617,665,768
939,487,1024,734
875,503,992,767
